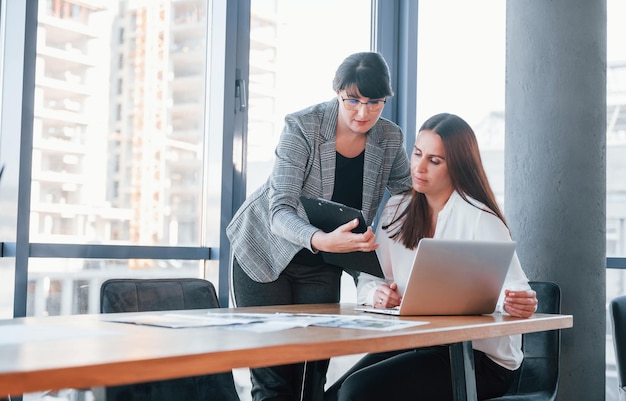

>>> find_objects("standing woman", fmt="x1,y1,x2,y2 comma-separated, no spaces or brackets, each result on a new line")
226,52,412,401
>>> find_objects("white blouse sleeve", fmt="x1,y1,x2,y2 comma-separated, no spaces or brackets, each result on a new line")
355,195,403,305
356,272,386,305
474,211,531,313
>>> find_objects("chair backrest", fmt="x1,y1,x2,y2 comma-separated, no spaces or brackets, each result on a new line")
99,278,240,401
489,281,561,401
100,277,220,313
610,295,626,400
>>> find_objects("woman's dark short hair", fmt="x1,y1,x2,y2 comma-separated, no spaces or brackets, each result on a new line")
332,52,393,99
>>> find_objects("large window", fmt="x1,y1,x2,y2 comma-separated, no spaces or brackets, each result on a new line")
605,1,626,399
416,0,505,203
21,0,214,320
0,1,376,399
0,0,234,327
246,0,372,194
247,0,372,304
7,0,375,316
35,1,208,247
607,0,626,261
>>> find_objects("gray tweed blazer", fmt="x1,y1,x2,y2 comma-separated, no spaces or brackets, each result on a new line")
226,99,412,282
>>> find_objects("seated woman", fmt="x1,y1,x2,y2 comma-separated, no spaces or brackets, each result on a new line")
325,113,538,401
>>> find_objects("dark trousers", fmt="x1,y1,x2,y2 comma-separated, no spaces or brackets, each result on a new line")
232,257,342,401
324,346,517,401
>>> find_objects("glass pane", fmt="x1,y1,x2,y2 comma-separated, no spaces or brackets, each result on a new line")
27,257,213,316
607,0,626,259
416,0,505,203
247,0,372,194
0,259,15,319
247,0,372,309
607,0,626,399
33,0,208,247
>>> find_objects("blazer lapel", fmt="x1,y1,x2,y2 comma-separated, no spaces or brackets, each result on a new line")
362,137,385,222
320,100,339,199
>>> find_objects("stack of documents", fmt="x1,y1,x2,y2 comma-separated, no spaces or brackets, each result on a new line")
103,312,428,332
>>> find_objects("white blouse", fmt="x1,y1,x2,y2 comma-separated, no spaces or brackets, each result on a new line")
357,191,530,370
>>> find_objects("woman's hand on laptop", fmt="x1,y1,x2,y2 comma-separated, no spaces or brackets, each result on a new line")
503,289,538,318
374,282,402,308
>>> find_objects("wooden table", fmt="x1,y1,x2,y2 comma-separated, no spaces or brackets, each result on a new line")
0,303,572,400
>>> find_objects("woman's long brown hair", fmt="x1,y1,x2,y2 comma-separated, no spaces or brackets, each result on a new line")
384,113,508,249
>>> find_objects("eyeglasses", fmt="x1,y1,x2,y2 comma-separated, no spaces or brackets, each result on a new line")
341,97,386,112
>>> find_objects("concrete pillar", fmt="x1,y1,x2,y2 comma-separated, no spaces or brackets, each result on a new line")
506,1,606,400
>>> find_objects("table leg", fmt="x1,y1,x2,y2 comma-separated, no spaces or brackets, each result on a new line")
449,341,478,401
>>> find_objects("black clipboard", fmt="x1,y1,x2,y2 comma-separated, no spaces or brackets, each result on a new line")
300,196,384,278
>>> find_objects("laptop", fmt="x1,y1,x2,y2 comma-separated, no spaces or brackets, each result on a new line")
299,196,384,278
355,239,516,315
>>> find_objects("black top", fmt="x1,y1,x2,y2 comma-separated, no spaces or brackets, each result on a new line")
293,150,365,266
332,150,364,209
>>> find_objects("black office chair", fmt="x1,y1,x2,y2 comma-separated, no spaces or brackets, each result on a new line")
99,278,241,401
485,281,562,401
610,295,626,401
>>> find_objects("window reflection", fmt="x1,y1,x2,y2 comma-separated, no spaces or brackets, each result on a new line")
246,0,371,194
417,0,505,203
34,0,208,247
27,257,207,316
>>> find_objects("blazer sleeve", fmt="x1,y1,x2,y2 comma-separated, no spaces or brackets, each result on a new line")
267,111,325,251
387,141,412,196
